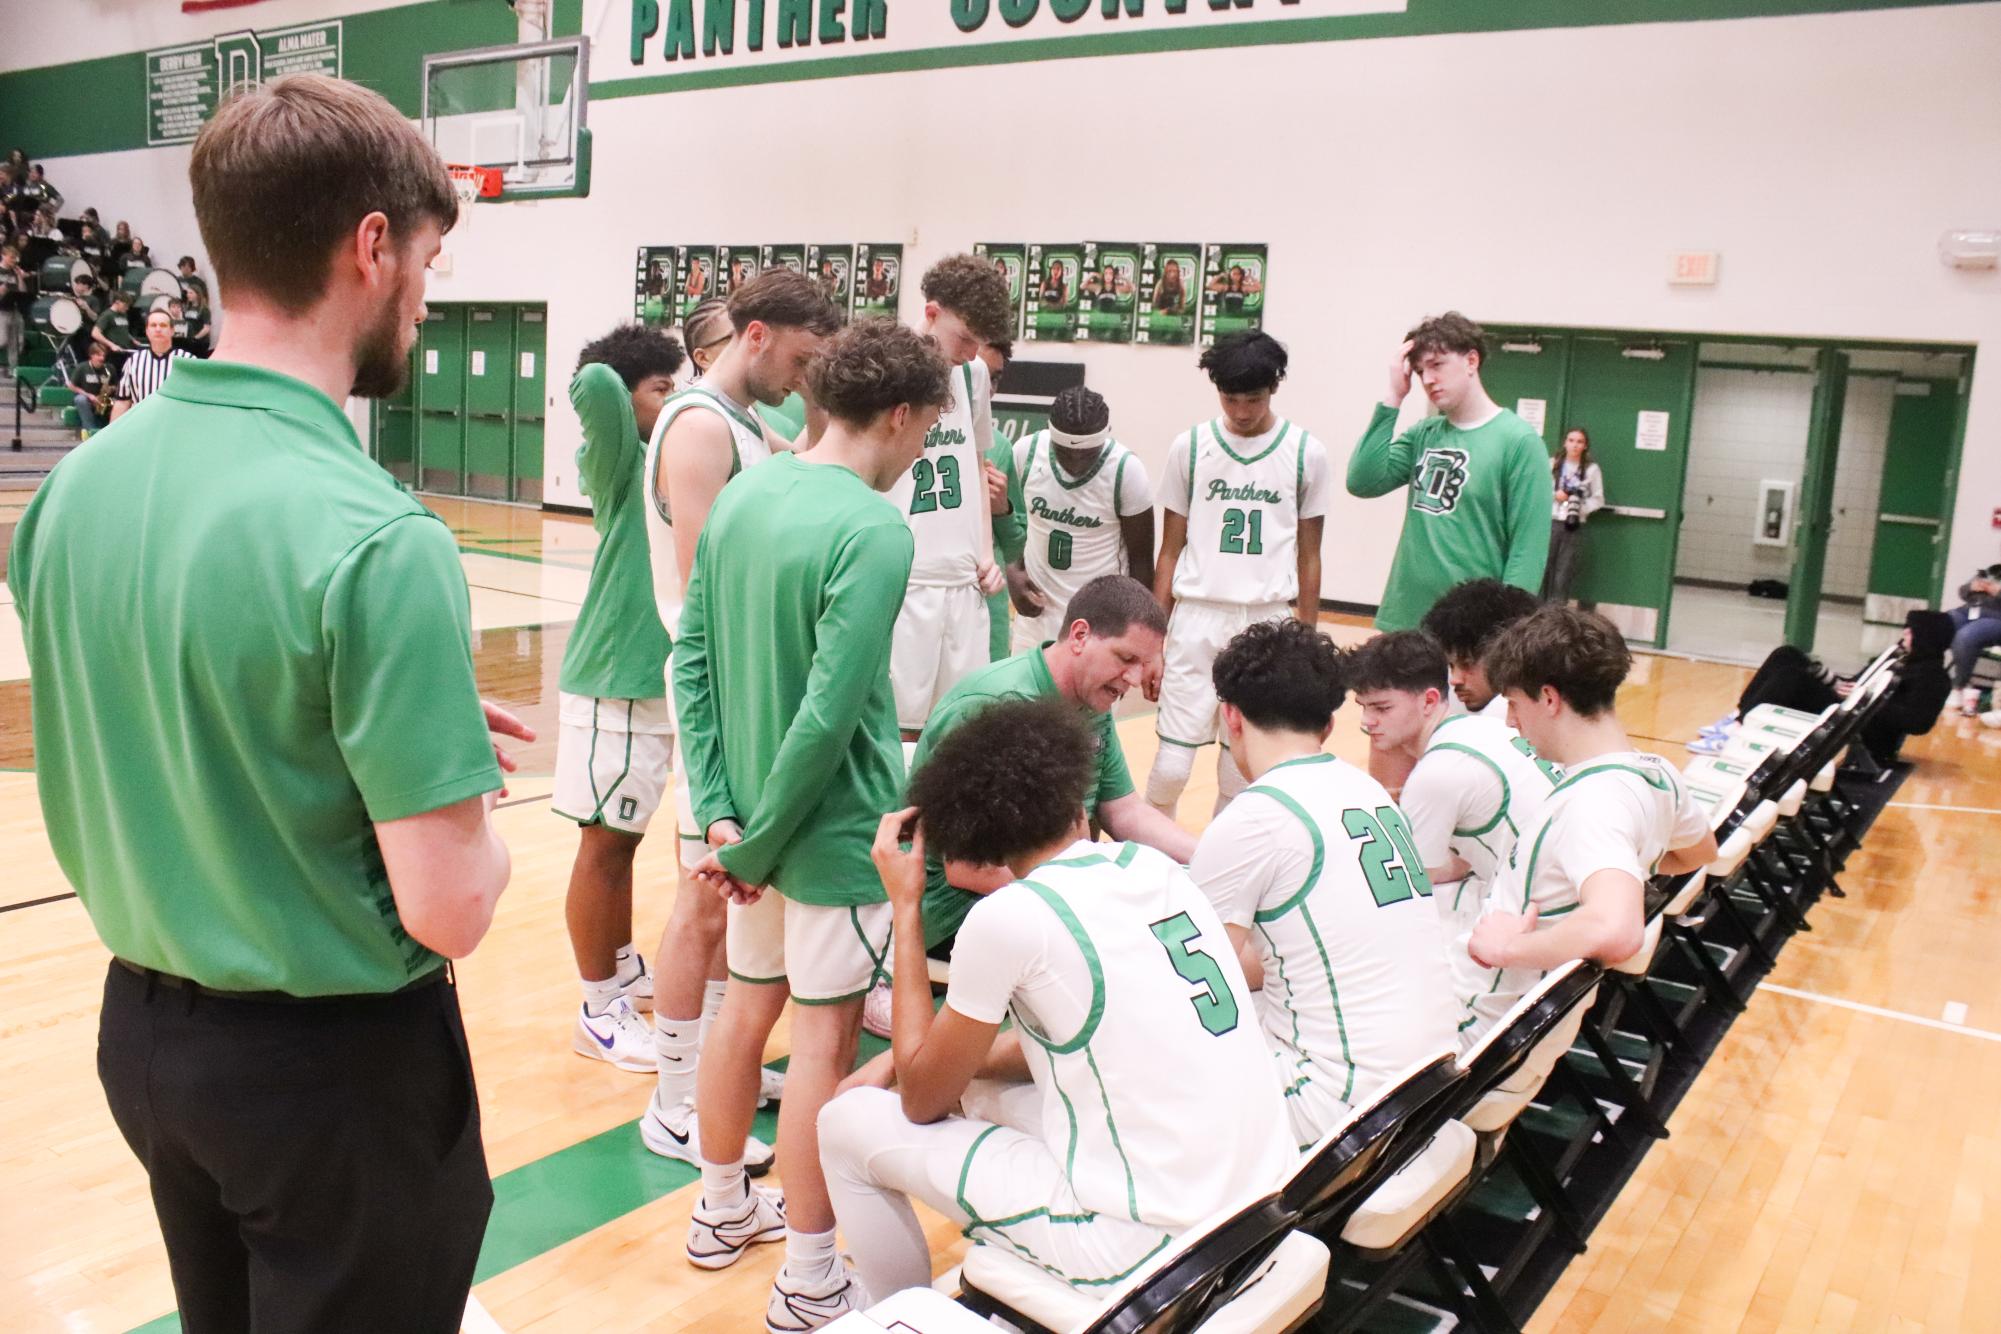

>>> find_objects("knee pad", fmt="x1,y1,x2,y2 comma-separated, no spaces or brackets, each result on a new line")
1146,742,1196,807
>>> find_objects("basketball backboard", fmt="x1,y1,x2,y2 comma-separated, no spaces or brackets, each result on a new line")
422,36,591,200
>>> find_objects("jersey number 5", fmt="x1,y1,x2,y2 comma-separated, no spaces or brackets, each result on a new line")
1219,507,1265,555
909,455,963,514
1149,912,1240,1037
1341,805,1435,908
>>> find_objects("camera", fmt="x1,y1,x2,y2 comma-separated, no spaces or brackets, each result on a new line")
1561,478,1586,531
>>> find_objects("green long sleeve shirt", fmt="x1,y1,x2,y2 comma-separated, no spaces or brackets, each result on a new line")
558,363,671,699
672,453,913,904
1347,402,1551,631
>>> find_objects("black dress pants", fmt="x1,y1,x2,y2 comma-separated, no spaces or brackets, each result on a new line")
96,962,493,1334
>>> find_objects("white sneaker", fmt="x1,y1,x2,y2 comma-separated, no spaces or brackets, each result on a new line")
861,980,894,1040
686,1182,787,1270
618,953,654,1014
760,1066,786,1107
573,997,655,1072
1980,708,2001,730
766,1258,864,1332
1961,687,1983,716
641,1085,774,1177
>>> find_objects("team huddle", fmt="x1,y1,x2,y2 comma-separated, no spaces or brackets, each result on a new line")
546,256,1718,1331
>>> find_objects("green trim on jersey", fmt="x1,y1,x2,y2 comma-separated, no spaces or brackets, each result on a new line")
1294,431,1308,515
1550,760,1675,797
1085,1045,1144,1222
1260,753,1334,777
1428,741,1516,840
1051,440,1114,491
1210,417,1292,467
1245,788,1327,923
1015,880,1107,1054
646,386,766,523
1112,453,1130,514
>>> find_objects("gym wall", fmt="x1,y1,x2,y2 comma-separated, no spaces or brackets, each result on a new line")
5,0,1999,610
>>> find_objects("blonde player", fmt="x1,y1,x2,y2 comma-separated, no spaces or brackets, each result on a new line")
1189,620,1458,1147
1455,607,1718,1049
1347,629,1560,952
820,696,1292,1305
552,324,685,1073
888,255,1018,738
1003,385,1156,651
1148,331,1331,816
638,270,841,1168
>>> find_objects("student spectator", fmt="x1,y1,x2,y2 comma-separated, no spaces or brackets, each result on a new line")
181,288,213,355
0,243,23,371
78,223,110,275
1948,564,2001,715
1,164,34,230
1543,427,1605,605
64,275,101,362
1692,610,1955,764
166,296,192,347
25,164,62,215
177,255,209,305
122,237,154,277
112,310,193,418
65,343,114,435
29,208,64,242
91,290,137,363
109,221,133,268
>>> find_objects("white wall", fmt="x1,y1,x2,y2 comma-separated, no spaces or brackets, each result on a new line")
0,0,417,70
25,3,2001,607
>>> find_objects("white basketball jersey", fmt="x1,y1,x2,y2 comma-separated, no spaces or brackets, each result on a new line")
1015,430,1142,621
1171,418,1316,605
1235,756,1458,1109
1411,713,1561,940
1006,841,1293,1231
642,384,772,638
888,358,989,588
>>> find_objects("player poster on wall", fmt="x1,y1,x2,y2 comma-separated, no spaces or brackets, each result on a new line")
1200,243,1267,346
676,246,718,324
807,243,854,313
852,243,902,320
719,244,760,296
635,245,679,326
1023,242,1085,343
1136,242,1200,346
1077,240,1139,344
760,243,807,277
973,242,1026,339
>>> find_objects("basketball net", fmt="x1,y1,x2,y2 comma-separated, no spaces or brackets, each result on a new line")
446,164,501,225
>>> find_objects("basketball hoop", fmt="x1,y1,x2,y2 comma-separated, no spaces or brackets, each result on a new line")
446,163,502,215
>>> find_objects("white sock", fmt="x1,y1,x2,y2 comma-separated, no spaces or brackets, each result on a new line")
613,943,644,985
785,1224,839,1280
702,1159,747,1209
581,973,623,1015
696,978,727,1046
654,1011,700,1106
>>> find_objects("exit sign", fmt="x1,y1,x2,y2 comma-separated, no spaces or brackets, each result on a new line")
1670,251,1720,286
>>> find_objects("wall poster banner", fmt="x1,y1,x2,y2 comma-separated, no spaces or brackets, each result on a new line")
635,245,679,326
974,242,1027,341
719,244,761,295
1136,241,1200,346
760,243,807,277
807,243,855,313
1200,243,1267,346
1076,240,1139,345
852,243,902,321
676,246,718,323
1022,242,1085,343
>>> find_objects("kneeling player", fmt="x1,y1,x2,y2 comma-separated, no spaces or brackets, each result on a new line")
1347,630,1559,954
821,697,1292,1304
1189,620,1458,1148
1454,607,1718,1049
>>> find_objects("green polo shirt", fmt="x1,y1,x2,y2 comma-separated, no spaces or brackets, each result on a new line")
8,359,502,996
673,453,912,906
557,363,670,700
986,434,1027,660
911,644,1135,946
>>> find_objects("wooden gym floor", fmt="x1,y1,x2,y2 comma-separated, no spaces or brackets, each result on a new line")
3,496,1999,1333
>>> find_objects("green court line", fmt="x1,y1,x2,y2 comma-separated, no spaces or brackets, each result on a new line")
457,543,596,574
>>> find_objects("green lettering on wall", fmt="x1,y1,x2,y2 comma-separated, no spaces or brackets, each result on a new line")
1104,0,1144,14
853,0,887,40
951,0,988,30
777,0,812,47
747,0,766,49
705,0,735,53
819,0,847,43
1000,0,1039,27
630,0,660,62
1053,0,1090,18
664,0,696,58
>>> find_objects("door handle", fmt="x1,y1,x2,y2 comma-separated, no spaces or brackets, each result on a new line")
421,407,459,416
1603,505,1668,520
471,412,508,422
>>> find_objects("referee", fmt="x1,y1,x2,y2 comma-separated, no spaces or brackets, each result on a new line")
8,76,526,1333
110,307,193,419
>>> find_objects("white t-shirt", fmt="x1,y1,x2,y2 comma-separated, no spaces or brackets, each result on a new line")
1452,751,1710,1044
948,839,1294,1230
1190,754,1458,1113
1160,418,1332,605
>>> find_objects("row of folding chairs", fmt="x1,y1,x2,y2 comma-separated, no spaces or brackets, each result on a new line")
828,648,1912,1334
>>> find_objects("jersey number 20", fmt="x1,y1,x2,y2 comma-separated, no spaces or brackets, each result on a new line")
1149,912,1239,1037
1342,805,1434,908
909,455,963,514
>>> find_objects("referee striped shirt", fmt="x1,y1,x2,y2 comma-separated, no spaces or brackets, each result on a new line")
118,347,193,405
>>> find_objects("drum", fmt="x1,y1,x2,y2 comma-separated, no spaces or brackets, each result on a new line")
30,294,84,337
121,267,181,303
37,255,93,292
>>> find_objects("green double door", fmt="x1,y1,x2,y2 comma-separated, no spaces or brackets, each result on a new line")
378,303,546,502
1481,332,1696,647
1867,375,1961,615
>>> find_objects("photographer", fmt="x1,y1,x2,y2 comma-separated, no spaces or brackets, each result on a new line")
1542,426,1604,605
